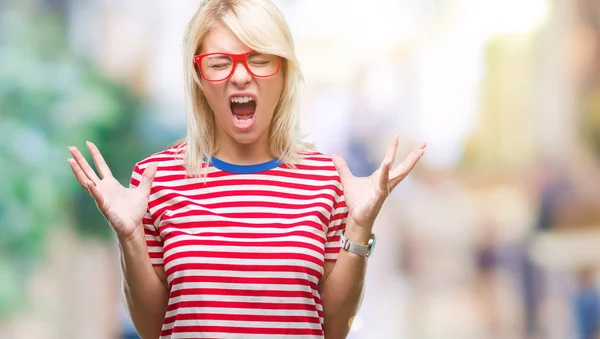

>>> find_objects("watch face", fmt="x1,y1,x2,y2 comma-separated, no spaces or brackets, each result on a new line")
368,236,376,255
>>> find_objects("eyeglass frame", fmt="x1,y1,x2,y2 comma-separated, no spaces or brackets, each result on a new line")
193,51,282,82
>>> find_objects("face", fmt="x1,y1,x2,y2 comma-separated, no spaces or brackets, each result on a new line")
199,24,284,148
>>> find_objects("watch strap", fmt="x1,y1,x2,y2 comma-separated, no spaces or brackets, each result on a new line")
340,230,374,258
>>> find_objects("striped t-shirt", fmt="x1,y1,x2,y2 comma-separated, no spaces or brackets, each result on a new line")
129,145,348,339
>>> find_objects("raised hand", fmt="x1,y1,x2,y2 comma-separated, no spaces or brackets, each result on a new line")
67,141,157,241
332,135,425,232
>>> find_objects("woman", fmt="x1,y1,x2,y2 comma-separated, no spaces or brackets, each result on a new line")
67,0,425,338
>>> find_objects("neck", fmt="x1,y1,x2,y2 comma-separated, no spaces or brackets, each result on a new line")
214,132,274,165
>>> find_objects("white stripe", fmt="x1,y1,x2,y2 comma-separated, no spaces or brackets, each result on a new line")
129,171,142,184
324,242,341,250
137,156,184,167
164,232,325,247
167,294,318,306
323,253,339,261
146,238,163,252
164,243,325,259
164,204,331,220
199,173,340,187
142,158,182,168
163,224,326,238
166,332,323,339
166,269,320,285
165,257,324,273
164,307,318,318
150,170,342,188
331,205,348,214
170,282,315,293
328,215,347,229
161,214,329,228
151,194,334,217
161,319,323,330
150,183,339,201
155,193,334,207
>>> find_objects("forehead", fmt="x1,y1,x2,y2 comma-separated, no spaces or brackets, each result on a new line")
200,24,252,55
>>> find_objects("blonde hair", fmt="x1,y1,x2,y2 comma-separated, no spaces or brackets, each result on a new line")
177,0,314,177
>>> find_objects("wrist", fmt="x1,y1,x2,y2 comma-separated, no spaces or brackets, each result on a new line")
344,219,374,244
117,226,146,247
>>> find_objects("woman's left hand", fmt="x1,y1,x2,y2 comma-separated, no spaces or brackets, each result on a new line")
332,135,426,237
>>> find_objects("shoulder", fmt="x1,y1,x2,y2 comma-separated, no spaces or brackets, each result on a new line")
288,151,342,187
129,143,186,187
294,151,345,199
295,150,336,169
133,142,186,171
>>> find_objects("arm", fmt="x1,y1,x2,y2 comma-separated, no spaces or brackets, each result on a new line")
124,165,170,338
321,135,426,338
320,222,371,339
119,227,169,339
67,143,170,339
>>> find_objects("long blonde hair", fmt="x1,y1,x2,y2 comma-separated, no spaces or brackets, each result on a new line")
178,0,314,177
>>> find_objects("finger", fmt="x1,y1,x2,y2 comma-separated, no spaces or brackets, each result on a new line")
137,162,158,197
331,154,353,183
379,158,391,195
86,141,113,179
375,134,400,195
389,144,426,190
68,146,100,184
86,180,106,211
387,134,400,167
68,158,93,193
389,147,425,189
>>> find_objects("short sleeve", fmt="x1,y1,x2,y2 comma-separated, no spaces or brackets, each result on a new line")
129,163,164,267
324,182,348,261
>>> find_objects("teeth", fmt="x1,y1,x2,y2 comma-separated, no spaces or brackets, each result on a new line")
233,115,253,125
230,96,254,104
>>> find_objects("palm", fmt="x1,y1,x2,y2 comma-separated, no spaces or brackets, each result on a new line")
68,142,157,239
340,172,385,228
94,176,150,237
333,135,425,229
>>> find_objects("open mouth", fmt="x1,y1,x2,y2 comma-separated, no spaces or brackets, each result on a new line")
230,95,256,129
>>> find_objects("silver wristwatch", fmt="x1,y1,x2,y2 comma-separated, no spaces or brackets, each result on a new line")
340,231,376,258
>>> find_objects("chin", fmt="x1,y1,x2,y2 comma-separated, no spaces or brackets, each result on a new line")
230,130,264,145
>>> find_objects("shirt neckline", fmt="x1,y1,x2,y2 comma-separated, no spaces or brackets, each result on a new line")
210,156,283,174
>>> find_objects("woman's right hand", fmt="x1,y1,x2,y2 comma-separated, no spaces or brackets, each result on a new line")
68,141,157,242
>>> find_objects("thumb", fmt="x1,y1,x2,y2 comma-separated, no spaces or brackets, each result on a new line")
332,154,352,182
138,162,158,197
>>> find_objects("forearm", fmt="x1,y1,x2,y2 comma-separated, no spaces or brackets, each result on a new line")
119,227,169,339
320,222,371,339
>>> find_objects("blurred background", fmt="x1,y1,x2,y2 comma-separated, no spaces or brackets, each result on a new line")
1,0,600,338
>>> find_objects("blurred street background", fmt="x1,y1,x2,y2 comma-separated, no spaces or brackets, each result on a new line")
1,0,600,338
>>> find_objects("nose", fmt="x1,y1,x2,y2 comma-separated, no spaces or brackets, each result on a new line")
230,61,252,87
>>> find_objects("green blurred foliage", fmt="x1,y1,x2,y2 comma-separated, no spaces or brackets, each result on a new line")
0,3,156,317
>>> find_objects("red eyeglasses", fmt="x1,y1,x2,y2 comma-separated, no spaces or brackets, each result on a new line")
194,51,281,82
